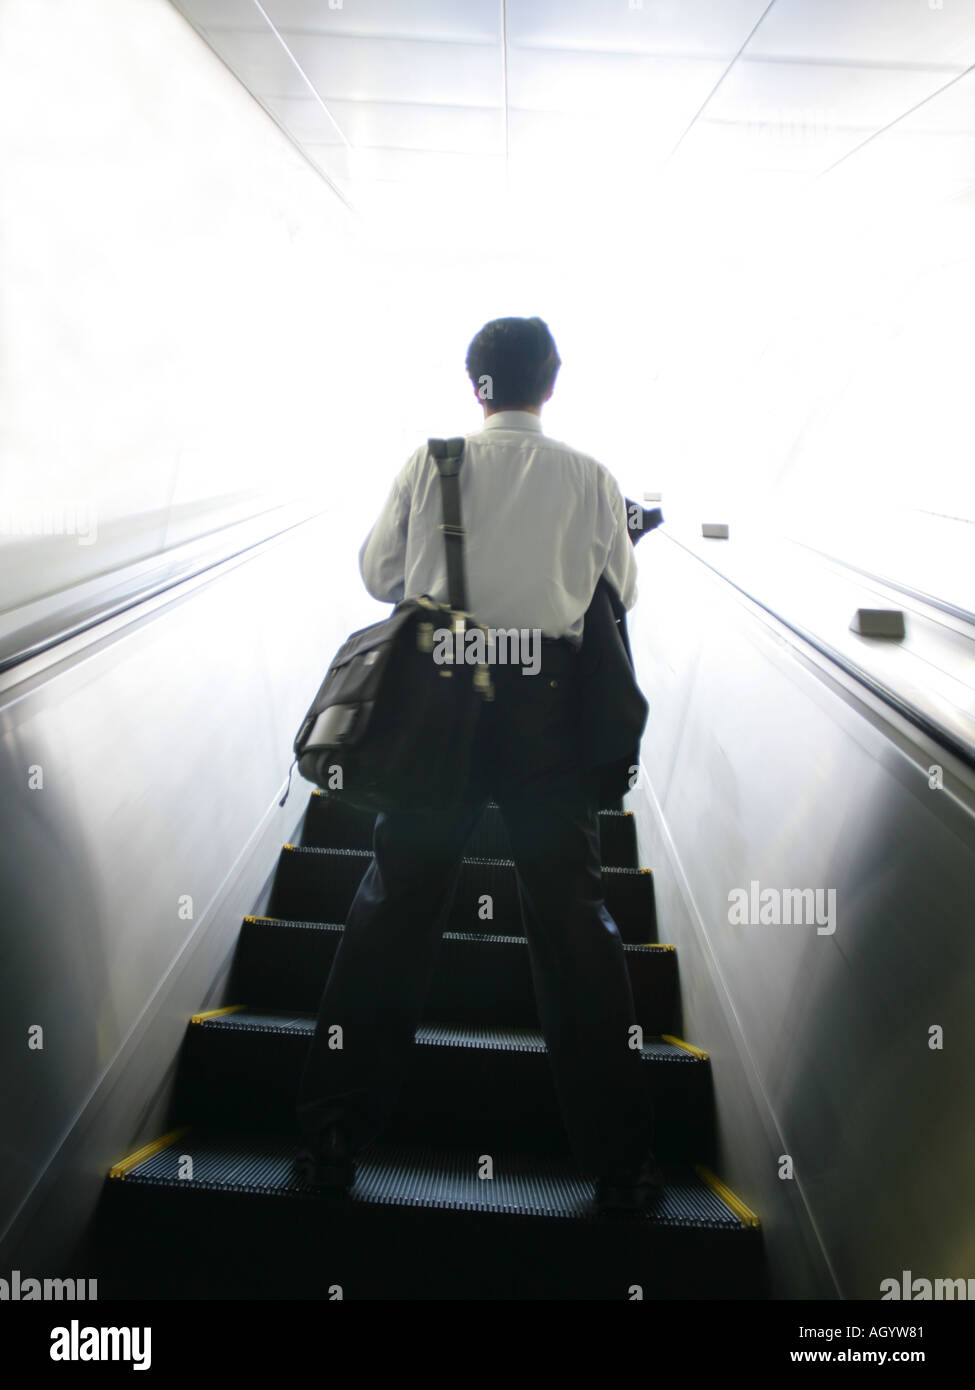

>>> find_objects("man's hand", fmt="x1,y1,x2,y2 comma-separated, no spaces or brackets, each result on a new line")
624,500,664,548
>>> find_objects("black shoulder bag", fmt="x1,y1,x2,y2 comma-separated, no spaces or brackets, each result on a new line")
283,437,494,813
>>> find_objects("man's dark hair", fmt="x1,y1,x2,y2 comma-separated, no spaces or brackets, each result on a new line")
465,316,561,410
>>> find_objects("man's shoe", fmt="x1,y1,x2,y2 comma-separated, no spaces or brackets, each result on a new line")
294,1123,357,1193
594,1156,665,1215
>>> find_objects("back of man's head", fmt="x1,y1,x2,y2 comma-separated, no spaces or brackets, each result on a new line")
465,317,561,411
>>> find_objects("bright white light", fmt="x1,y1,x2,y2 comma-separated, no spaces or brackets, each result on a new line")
5,0,975,617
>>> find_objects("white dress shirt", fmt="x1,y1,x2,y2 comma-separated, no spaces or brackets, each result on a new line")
358,410,637,643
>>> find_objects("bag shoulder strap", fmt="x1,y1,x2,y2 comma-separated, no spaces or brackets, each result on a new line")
428,436,468,614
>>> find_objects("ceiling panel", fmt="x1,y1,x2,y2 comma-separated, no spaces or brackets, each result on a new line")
278,32,501,105
892,66,975,132
261,0,500,43
747,0,975,67
507,47,726,121
508,107,677,168
190,25,310,95
679,118,864,175
175,0,500,41
506,0,773,57
703,56,955,132
260,94,347,144
320,170,508,232
826,126,975,200
173,0,264,27
167,0,975,235
307,143,503,188
315,99,503,154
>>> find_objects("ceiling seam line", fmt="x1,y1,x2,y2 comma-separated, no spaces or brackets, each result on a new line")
251,0,354,154
501,0,510,185
206,25,501,51
668,0,782,160
172,4,354,212
819,61,975,177
262,95,500,114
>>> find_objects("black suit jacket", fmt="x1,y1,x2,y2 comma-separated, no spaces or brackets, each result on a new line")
576,577,648,807
575,500,661,807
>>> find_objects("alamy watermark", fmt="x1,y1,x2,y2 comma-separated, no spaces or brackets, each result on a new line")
0,498,98,545
50,1321,150,1370
742,104,832,146
728,880,836,935
429,625,543,677
881,1270,975,1300
1,1268,97,1299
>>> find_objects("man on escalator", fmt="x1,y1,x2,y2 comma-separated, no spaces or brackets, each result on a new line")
295,315,662,1214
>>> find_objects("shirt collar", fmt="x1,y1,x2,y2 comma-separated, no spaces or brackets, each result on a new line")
479,410,544,433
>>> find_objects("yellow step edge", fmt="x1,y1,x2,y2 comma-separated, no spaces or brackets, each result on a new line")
695,1166,761,1228
190,1004,245,1024
109,1129,190,1180
661,1033,709,1061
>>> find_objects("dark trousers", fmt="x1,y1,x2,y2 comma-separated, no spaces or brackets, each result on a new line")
295,638,653,1176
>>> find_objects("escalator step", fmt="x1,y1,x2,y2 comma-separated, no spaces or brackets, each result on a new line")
230,919,679,1028
301,791,639,866
97,1132,763,1299
267,846,656,944
115,1133,731,1220
173,1012,714,1161
189,1012,702,1059
87,776,771,1299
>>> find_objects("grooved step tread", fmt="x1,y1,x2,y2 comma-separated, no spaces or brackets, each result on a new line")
285,845,647,873
310,794,634,821
241,918,673,956
192,1009,704,1064
110,1133,749,1230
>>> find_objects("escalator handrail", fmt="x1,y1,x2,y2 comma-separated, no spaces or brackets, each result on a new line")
788,538,975,630
660,529,975,773
0,502,327,677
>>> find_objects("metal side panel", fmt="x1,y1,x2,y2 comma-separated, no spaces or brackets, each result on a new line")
0,512,354,1274
626,535,975,1300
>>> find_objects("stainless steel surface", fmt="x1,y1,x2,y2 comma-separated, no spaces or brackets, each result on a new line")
793,536,975,630
0,511,360,1271
0,500,322,673
626,534,975,1299
664,528,975,767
